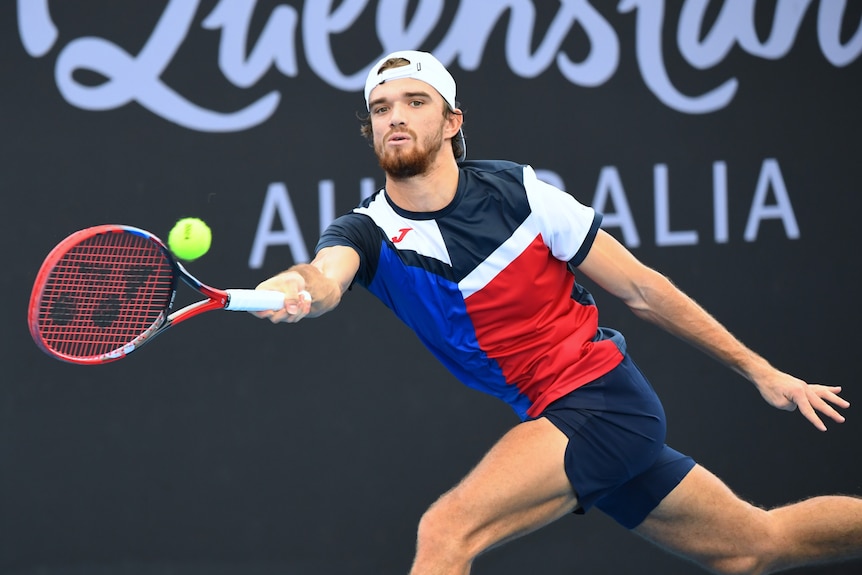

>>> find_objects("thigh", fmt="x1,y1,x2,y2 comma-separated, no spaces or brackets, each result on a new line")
634,464,773,570
427,417,578,554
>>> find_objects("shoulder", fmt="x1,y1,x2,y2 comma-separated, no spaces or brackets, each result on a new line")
459,159,527,182
318,209,378,251
457,160,534,201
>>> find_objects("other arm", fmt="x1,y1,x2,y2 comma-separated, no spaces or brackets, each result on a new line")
577,229,848,431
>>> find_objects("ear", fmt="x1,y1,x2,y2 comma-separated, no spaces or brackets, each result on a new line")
444,109,464,138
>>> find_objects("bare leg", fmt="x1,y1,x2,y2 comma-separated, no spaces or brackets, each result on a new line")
635,464,862,574
408,417,576,575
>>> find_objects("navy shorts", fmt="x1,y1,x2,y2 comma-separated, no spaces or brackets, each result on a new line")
535,354,696,529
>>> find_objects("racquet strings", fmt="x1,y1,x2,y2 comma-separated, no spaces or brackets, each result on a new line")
35,231,175,359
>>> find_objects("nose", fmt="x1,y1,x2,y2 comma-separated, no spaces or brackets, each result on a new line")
389,101,408,127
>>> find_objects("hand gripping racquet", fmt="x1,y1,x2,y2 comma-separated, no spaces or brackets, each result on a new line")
28,224,297,365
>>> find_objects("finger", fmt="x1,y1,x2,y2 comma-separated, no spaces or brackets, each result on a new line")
794,398,828,432
281,294,310,323
285,297,303,315
250,308,280,321
269,310,288,324
808,389,847,424
283,290,312,315
818,386,850,409
298,290,312,315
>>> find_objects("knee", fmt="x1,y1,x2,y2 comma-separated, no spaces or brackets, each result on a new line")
704,555,768,575
414,498,476,565
699,520,782,575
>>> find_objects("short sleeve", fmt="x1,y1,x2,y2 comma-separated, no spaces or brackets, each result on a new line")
522,165,603,266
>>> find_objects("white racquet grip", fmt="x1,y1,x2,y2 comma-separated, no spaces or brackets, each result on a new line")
225,289,287,311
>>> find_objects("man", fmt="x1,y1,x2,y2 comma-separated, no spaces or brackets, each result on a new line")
254,50,861,574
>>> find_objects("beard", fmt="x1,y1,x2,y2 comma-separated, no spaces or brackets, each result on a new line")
376,126,444,179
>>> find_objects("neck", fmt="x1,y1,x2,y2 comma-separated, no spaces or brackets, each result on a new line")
384,157,460,213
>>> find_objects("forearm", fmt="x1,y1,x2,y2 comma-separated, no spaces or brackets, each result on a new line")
630,272,773,383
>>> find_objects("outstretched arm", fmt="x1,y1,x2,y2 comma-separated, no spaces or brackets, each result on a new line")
577,229,848,431
252,245,360,324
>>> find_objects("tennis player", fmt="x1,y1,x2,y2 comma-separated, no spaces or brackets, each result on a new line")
254,50,862,574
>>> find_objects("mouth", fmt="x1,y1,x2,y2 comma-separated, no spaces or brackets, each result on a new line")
387,131,412,145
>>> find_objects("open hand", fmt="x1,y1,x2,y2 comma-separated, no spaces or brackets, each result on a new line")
756,371,849,431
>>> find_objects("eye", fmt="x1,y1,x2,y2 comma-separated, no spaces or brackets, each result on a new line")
372,105,389,115
409,100,424,107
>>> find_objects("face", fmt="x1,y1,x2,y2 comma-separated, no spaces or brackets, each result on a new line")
367,78,452,179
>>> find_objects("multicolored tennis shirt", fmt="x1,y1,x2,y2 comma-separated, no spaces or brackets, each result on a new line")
317,160,626,420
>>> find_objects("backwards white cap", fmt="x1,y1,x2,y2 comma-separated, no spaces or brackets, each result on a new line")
363,50,466,162
364,50,457,111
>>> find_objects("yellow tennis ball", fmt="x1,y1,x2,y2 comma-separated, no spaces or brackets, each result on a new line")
167,218,212,261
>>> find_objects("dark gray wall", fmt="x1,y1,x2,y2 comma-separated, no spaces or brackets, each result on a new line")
3,1,861,574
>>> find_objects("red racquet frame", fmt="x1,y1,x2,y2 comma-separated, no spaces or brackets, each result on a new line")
28,224,288,365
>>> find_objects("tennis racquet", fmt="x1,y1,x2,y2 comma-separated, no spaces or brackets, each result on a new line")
28,224,300,365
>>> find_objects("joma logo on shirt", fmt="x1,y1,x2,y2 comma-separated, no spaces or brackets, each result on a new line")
391,228,412,243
